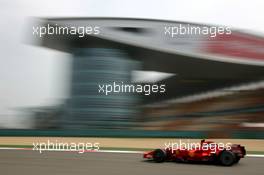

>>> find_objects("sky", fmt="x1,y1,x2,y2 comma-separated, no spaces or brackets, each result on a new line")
0,0,264,128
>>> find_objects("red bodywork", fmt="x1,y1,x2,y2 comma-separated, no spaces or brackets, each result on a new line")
143,140,246,166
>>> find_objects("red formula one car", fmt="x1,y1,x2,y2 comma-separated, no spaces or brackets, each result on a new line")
143,140,246,166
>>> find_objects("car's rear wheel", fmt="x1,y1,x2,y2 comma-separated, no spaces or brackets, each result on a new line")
153,149,166,163
220,151,235,166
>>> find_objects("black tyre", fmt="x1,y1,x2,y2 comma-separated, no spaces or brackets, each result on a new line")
153,149,166,163
234,156,240,164
220,151,235,166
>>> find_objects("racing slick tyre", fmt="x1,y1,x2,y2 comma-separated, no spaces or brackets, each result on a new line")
234,156,241,164
153,149,166,163
219,151,236,166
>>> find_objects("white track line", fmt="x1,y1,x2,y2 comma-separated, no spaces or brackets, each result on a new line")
0,147,263,157
0,147,143,154
98,150,143,154
0,147,29,150
246,154,264,158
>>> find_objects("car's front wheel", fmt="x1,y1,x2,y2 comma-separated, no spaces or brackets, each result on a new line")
153,149,166,163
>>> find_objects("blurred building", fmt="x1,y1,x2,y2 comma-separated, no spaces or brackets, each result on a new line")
33,18,264,131
17,105,64,129
65,48,140,129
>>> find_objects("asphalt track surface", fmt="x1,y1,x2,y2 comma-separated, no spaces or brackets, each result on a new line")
0,150,263,175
